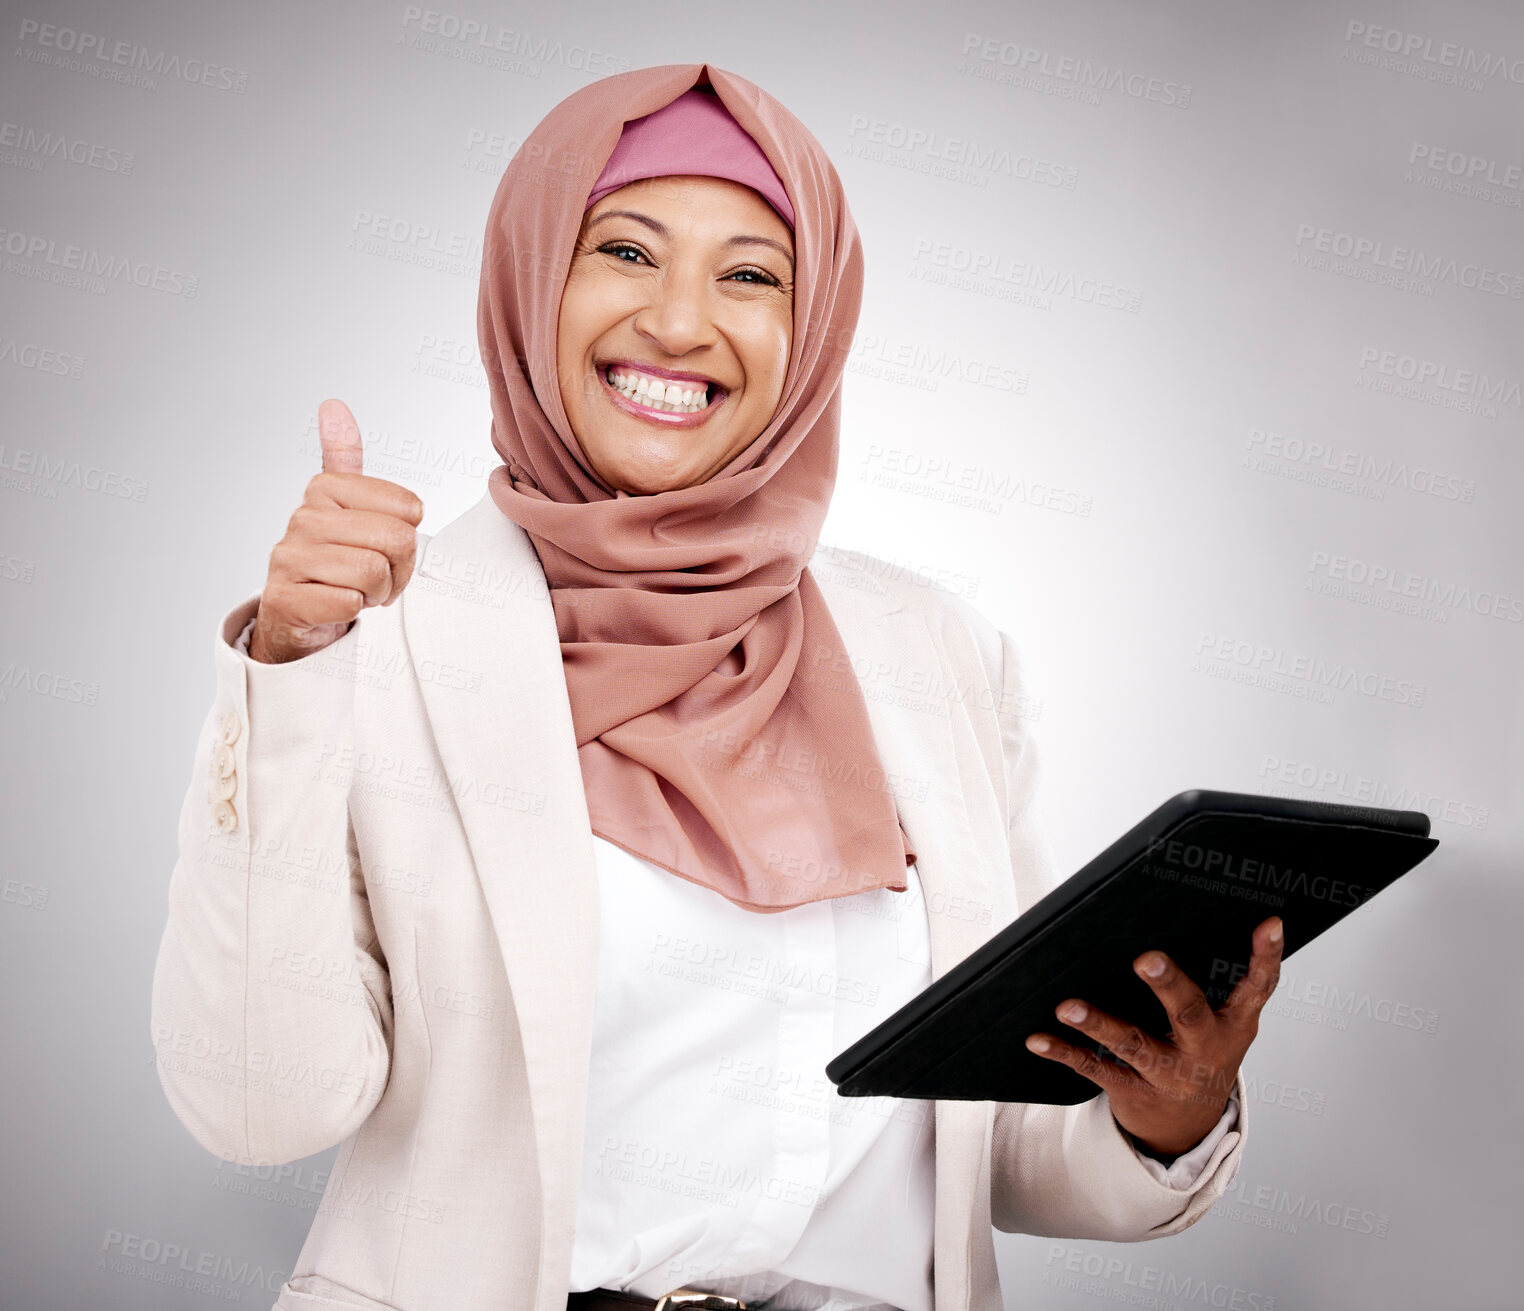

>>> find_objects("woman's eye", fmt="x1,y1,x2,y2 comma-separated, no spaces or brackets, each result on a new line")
726,267,779,286
599,242,649,264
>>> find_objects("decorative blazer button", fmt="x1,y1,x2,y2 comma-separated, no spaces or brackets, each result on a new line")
211,771,237,802
211,741,236,779
220,709,242,745
211,799,238,834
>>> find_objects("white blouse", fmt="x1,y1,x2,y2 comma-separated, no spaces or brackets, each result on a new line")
568,836,1241,1310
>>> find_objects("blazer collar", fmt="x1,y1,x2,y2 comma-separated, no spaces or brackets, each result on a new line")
402,491,997,1310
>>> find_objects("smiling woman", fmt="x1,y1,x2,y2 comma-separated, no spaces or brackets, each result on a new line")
152,61,1270,1311
558,175,795,494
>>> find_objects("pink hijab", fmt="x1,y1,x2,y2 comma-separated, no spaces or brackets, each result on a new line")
479,63,914,912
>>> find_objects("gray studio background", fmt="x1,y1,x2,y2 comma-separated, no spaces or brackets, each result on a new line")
2,0,1519,1307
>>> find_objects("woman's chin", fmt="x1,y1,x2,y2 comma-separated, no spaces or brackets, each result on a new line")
592,426,734,494
614,463,707,495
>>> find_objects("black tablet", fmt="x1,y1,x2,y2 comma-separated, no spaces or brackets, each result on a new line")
825,789,1439,1105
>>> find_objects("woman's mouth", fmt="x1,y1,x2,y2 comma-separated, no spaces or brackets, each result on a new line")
601,364,727,426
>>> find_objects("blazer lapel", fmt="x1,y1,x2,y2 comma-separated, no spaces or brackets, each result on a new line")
401,491,600,1305
814,559,1015,1311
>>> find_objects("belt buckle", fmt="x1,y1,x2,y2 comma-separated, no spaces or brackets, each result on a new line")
653,1290,747,1311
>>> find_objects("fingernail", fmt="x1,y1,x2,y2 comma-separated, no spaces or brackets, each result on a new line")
1140,954,1166,978
1058,1001,1087,1023
1026,1035,1051,1054
1268,919,1283,944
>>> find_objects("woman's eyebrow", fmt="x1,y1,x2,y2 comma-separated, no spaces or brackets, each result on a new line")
726,235,795,270
587,209,664,235
587,209,795,269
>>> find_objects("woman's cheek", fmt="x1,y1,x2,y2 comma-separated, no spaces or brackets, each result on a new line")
763,319,792,403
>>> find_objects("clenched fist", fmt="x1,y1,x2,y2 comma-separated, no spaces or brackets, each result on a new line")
248,399,425,665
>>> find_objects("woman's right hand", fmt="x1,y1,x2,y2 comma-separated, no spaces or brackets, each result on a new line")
248,399,426,665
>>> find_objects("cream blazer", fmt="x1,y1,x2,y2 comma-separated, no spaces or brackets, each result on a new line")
151,490,1248,1311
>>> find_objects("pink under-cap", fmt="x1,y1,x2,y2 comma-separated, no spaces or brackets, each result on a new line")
583,85,795,228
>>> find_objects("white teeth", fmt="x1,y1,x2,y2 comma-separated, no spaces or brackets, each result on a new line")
606,367,712,414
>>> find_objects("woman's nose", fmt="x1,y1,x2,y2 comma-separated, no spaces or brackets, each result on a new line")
633,266,717,357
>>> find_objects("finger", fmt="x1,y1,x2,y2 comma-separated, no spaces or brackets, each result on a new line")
260,577,369,632
1132,950,1216,1041
1025,1031,1146,1097
272,539,398,608
306,471,425,523
319,398,365,476
1220,916,1285,1029
288,505,418,602
1051,998,1176,1087
291,504,420,554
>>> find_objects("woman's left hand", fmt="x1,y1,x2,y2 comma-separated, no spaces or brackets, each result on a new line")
1024,915,1284,1158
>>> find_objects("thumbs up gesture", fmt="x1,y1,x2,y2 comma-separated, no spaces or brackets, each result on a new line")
248,400,425,665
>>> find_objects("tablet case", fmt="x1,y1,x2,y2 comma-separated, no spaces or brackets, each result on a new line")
825,790,1439,1105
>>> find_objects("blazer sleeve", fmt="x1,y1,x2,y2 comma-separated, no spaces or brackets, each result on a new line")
149,592,393,1166
986,626,1249,1240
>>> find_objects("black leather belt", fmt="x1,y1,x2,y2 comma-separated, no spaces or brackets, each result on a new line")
568,1289,749,1311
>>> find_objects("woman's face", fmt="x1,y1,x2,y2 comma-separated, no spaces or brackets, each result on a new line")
557,175,795,495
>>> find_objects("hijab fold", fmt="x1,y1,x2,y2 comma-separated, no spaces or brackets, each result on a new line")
478,62,915,912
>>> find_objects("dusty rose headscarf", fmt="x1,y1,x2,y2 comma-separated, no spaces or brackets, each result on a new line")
583,85,796,227
479,62,914,912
